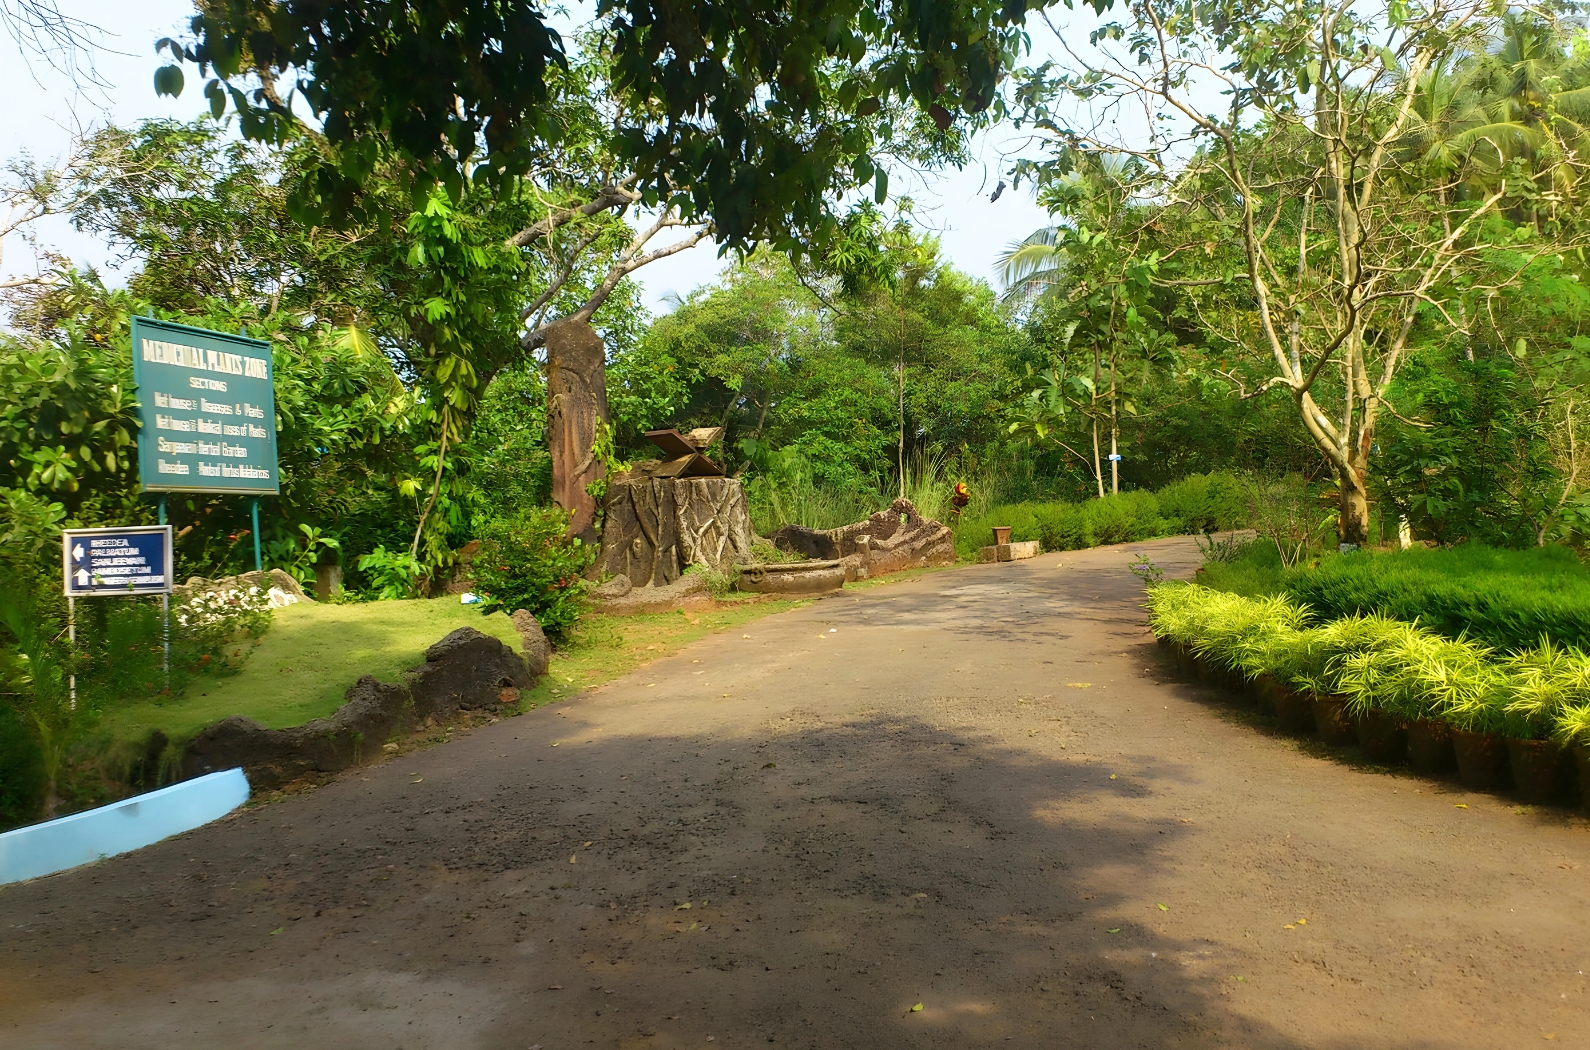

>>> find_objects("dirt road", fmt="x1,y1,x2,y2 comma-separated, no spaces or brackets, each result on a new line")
4,537,1589,1048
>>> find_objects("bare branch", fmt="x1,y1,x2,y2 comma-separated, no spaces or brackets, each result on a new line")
505,180,640,248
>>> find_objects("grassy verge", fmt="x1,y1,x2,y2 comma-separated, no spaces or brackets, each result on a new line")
100,598,526,743
100,594,826,748
948,471,1249,561
514,596,812,709
1200,541,1590,651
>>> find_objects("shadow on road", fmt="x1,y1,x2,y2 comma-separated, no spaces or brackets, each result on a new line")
2,703,1433,1049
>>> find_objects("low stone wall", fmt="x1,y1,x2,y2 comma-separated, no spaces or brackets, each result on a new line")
174,568,311,608
182,622,544,791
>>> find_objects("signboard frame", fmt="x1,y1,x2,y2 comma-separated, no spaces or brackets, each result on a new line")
130,316,280,497
61,525,175,597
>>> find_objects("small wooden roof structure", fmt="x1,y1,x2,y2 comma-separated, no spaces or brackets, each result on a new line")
644,426,725,478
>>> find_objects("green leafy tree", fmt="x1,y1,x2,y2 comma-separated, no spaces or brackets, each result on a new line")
156,0,1038,246
1016,0,1587,544
999,153,1176,495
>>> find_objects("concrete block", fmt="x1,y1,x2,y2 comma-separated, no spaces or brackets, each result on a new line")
978,541,1041,563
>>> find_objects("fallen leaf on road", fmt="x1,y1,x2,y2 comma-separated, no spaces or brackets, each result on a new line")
1109,774,1117,780
269,927,283,935
1454,803,1468,809
688,922,698,931
742,635,751,639
675,903,692,910
409,778,423,783
1107,928,1121,934
910,1002,924,1013
1296,918,1307,925
1284,924,1295,930
569,855,577,864
547,985,562,990
583,841,593,848
1066,683,1091,688
1156,903,1168,911
763,762,776,768
550,742,560,747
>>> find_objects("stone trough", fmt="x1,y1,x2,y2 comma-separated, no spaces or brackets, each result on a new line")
735,559,847,596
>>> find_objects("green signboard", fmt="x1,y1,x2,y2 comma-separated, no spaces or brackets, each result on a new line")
130,317,279,496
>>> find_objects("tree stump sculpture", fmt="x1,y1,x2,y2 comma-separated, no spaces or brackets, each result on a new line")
545,319,609,543
596,462,756,587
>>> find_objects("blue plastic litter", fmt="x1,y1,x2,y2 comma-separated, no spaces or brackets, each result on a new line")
0,768,250,884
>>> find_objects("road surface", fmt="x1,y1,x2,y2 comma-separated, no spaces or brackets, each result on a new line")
3,537,1588,1048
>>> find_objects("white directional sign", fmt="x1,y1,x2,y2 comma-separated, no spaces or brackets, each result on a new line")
61,525,174,596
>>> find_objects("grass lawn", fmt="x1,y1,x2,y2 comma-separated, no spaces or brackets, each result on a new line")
101,598,525,742
98,593,818,746
1199,539,1590,651
513,597,811,707
98,557,965,751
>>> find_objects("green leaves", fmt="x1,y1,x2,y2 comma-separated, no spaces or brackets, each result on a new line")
204,79,226,120
163,0,1029,244
152,64,184,98
471,507,594,634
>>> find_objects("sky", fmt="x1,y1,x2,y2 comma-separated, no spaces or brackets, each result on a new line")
0,0,1059,313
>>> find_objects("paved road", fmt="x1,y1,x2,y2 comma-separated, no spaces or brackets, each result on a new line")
4,537,1589,1048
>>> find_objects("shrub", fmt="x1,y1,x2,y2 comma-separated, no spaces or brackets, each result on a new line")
471,508,594,635
1502,641,1590,741
356,546,425,600
0,702,43,829
1156,472,1248,534
1282,544,1590,652
1148,583,1590,743
1082,491,1165,545
1031,501,1088,551
1197,538,1288,597
1247,474,1331,568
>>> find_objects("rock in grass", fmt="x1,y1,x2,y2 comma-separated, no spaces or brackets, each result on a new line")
511,608,552,679
182,626,531,790
591,574,633,601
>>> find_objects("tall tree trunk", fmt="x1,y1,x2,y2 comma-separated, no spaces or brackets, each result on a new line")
1108,348,1119,496
545,319,610,544
1337,454,1372,548
897,300,906,501
1091,345,1105,498
409,411,449,561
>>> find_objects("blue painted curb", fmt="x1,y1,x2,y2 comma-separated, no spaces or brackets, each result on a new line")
0,768,249,884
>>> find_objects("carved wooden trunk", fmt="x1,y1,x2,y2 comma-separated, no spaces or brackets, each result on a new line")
769,497,955,579
597,467,755,587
